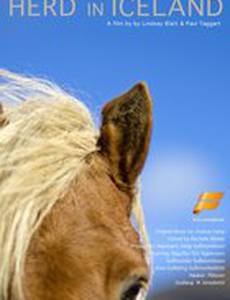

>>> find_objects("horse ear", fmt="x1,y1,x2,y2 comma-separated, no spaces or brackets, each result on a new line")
98,82,153,190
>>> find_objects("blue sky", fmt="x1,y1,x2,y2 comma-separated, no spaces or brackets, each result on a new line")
0,0,229,295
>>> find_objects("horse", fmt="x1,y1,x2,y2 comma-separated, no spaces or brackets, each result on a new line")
0,70,153,300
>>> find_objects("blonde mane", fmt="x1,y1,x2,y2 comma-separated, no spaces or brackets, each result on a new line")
0,70,150,300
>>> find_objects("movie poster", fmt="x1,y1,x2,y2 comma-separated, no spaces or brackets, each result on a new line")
0,1,229,300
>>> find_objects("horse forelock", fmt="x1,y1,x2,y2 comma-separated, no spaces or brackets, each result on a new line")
0,70,98,299
0,70,150,300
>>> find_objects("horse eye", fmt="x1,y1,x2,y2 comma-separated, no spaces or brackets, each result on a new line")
121,282,142,300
